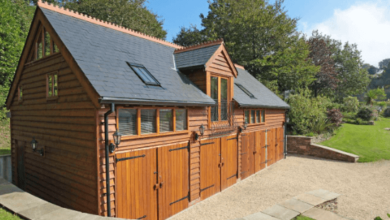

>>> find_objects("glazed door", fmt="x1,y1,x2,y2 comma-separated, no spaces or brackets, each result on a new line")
158,143,189,220
16,140,25,190
116,149,158,220
200,138,221,200
220,135,238,191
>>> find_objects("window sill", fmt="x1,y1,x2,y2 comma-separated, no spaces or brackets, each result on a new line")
121,130,189,141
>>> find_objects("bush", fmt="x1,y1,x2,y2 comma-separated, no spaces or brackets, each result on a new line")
327,109,343,127
342,111,356,119
384,108,390,117
342,96,359,113
287,88,330,135
357,107,373,121
0,86,9,120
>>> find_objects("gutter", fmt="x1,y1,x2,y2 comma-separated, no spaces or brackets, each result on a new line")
104,103,114,216
100,97,215,107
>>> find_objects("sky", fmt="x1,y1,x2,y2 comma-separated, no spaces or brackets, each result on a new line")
145,0,390,67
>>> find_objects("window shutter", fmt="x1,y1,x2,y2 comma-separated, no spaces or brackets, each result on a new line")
159,109,173,133
176,109,187,131
119,109,137,136
141,109,156,134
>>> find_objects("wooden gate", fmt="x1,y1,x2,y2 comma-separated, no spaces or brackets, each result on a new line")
221,135,238,191
276,127,284,161
116,142,189,220
267,129,275,166
200,138,220,200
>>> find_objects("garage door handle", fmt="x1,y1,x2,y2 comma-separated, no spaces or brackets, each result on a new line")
160,182,164,188
253,151,257,154
154,184,159,190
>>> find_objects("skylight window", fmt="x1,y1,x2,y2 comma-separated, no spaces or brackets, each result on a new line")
236,83,256,99
127,62,160,86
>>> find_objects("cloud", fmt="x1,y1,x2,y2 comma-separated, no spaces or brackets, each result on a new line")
303,1,390,67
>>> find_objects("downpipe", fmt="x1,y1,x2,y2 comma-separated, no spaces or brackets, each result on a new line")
104,103,115,217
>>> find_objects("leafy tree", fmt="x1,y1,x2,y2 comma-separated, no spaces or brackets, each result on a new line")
365,88,387,105
63,0,167,39
173,25,207,47
334,42,370,99
379,58,390,69
307,31,338,97
173,0,319,92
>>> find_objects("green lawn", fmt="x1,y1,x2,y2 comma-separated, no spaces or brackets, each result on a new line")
321,117,390,162
0,120,11,156
0,208,21,220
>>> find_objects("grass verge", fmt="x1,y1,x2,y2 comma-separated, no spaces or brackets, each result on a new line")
321,117,390,162
0,208,21,220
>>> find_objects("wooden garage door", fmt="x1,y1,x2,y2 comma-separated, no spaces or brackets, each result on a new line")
275,127,284,161
221,135,238,191
116,143,189,220
200,138,221,200
158,143,189,220
267,129,275,166
241,132,255,180
116,149,158,220
254,131,266,172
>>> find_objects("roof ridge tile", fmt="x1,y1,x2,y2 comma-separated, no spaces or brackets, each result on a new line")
174,38,224,54
37,0,183,49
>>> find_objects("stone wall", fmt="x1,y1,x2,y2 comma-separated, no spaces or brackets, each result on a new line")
287,136,359,162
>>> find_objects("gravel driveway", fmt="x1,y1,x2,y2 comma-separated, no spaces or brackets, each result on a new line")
169,155,390,220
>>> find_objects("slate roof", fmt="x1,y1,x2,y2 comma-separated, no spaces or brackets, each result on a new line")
174,45,221,69
41,8,215,106
234,68,290,109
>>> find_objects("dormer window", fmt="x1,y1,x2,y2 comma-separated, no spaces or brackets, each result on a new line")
236,83,256,99
127,62,160,86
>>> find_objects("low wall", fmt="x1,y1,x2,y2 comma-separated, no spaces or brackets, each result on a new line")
287,136,359,162
0,155,12,182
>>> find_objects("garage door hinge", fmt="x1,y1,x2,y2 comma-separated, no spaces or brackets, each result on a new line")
262,145,268,148
116,154,145,162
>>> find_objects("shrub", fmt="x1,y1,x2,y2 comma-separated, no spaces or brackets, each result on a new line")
327,109,343,127
372,109,379,121
286,88,329,135
357,107,373,121
342,96,359,113
342,111,356,119
383,108,390,117
356,118,363,125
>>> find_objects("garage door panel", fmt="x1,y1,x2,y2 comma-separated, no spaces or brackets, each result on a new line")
267,129,275,166
158,143,189,220
221,135,238,191
116,149,157,220
260,131,266,170
200,138,220,200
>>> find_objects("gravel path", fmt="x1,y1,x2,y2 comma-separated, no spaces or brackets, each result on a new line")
169,155,390,220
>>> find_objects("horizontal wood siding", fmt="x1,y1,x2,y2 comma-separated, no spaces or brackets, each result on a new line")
206,52,235,78
10,53,98,214
185,70,207,93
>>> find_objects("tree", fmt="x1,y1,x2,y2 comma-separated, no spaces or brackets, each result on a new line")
334,42,370,99
63,0,167,39
307,31,338,97
173,25,208,47
379,58,390,69
365,88,387,105
173,0,319,92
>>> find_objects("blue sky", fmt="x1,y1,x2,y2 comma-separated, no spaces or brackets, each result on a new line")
146,0,390,67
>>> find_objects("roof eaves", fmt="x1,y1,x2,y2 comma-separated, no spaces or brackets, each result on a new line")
174,39,223,54
234,99,290,109
100,97,216,107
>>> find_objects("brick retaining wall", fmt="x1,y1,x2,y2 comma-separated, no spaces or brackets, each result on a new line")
287,136,359,162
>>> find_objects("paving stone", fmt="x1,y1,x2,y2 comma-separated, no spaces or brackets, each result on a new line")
279,198,314,213
294,193,327,206
0,192,47,213
0,183,23,195
243,212,280,220
18,202,61,220
307,189,340,201
36,208,82,220
262,204,300,220
303,207,348,220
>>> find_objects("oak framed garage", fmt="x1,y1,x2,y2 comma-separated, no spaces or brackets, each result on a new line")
6,1,290,219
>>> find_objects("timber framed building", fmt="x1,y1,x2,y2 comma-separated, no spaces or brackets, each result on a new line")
6,1,290,219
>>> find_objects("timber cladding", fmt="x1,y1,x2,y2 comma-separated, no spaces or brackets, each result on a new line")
10,52,98,214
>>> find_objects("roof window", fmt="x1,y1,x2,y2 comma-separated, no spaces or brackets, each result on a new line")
127,62,160,86
236,83,256,99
